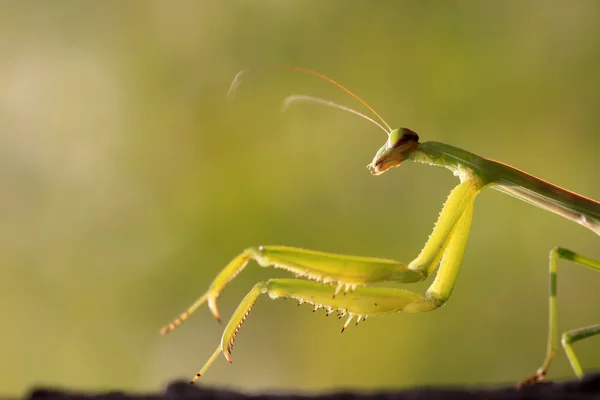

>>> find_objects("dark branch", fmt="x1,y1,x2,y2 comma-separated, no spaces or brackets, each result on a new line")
25,374,600,400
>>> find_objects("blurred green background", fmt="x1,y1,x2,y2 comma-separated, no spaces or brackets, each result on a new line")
1,0,599,396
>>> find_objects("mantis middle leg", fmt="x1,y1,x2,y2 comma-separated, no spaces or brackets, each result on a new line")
521,248,600,386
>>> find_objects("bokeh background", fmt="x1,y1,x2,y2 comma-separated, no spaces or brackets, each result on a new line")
1,0,599,396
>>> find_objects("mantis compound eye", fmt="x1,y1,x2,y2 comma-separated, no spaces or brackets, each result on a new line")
387,128,419,148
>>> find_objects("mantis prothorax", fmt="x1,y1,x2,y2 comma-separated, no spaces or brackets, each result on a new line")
160,67,600,386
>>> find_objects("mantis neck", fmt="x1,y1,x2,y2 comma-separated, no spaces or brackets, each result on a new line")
410,141,600,236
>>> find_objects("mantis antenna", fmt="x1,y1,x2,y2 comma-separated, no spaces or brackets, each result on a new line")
282,94,390,135
228,66,393,133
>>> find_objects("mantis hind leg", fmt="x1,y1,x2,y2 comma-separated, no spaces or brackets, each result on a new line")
562,324,600,377
521,248,600,387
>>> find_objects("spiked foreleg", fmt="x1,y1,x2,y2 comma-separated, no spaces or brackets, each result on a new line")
408,178,482,277
170,176,481,383
192,201,476,382
191,278,434,383
161,179,482,336
160,246,426,335
424,196,475,306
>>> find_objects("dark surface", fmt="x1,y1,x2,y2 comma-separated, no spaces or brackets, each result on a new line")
24,374,600,400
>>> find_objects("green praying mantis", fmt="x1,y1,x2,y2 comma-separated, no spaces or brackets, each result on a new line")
160,67,600,386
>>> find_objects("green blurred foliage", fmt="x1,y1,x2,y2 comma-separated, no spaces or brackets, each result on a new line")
1,0,599,395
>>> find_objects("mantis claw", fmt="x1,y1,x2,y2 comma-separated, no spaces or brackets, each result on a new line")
518,371,545,388
224,349,233,363
207,296,221,322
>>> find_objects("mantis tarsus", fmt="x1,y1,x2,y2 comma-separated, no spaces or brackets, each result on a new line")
160,67,600,386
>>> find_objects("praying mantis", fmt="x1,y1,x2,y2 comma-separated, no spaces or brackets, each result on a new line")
160,67,600,386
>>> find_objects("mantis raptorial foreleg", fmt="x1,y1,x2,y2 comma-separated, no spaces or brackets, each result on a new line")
162,178,481,382
191,279,431,383
521,249,600,386
159,246,427,334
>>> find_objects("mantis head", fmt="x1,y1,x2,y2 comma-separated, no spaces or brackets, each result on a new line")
368,128,419,175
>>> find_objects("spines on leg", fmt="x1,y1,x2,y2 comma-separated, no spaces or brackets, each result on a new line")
260,245,425,286
221,281,267,362
190,281,267,382
408,179,480,278
266,278,431,330
341,313,355,333
424,200,475,307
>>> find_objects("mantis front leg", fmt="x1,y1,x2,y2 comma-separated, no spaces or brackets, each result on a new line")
160,178,482,382
192,278,434,383
159,246,427,334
